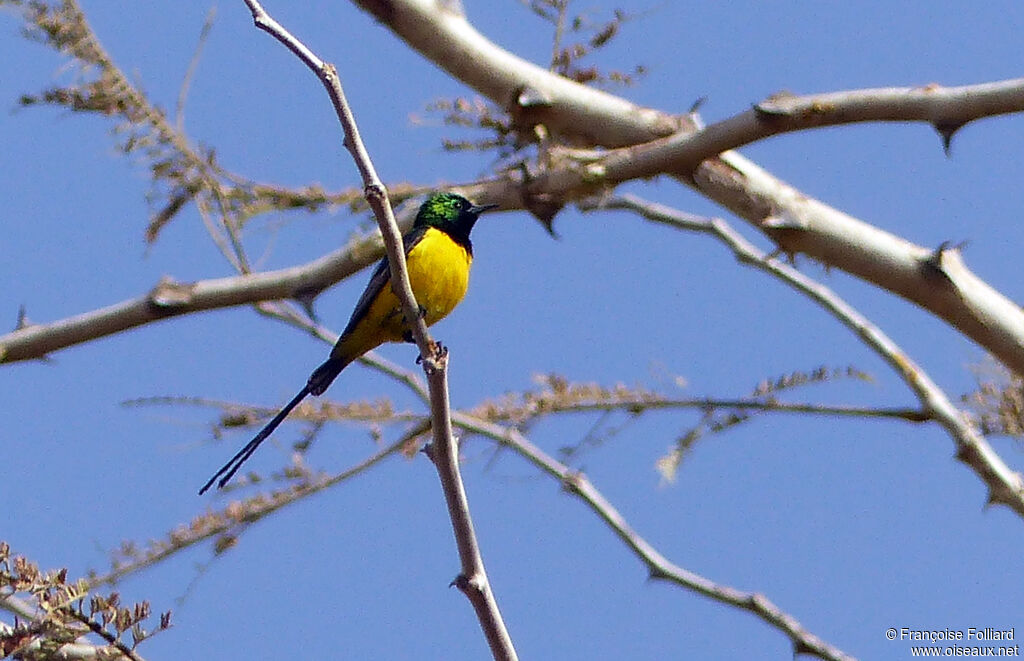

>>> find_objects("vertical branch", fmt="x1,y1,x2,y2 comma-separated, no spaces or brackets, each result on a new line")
426,367,516,659
237,2,517,659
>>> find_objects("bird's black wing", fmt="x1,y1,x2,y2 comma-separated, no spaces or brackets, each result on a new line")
339,225,429,338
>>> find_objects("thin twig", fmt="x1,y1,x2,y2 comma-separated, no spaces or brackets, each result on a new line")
486,396,928,424
63,608,146,661
452,413,855,661
238,3,517,658
211,183,253,274
196,194,246,274
176,7,216,133
123,394,422,425
550,0,567,72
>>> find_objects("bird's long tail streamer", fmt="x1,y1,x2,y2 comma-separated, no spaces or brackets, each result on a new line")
198,385,312,494
198,357,348,494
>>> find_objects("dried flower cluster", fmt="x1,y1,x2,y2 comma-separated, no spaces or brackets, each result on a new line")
0,542,170,660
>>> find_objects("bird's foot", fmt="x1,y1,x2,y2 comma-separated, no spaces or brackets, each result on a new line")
415,340,448,365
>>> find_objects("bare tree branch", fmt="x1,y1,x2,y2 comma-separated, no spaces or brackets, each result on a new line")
589,194,1024,515
451,413,855,661
0,233,384,363
238,2,517,658
351,0,685,147
7,12,1024,382
720,79,1024,150
351,0,1024,380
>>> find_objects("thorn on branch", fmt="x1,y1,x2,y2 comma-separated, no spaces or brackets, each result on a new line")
919,240,967,286
449,572,485,596
759,214,804,231
422,439,437,465
759,214,807,248
523,194,564,234
294,287,322,322
933,120,966,157
15,304,30,331
953,442,973,466
793,639,822,658
509,84,553,137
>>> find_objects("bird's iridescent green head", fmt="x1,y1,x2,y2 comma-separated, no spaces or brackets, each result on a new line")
414,193,497,247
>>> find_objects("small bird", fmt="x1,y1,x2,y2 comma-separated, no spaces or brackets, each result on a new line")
200,192,497,494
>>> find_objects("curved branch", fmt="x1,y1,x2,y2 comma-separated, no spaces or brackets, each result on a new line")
352,0,685,147
10,5,1024,379
593,194,1024,516
452,413,854,661
354,0,1024,378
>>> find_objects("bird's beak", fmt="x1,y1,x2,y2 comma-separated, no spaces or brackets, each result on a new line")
469,203,499,215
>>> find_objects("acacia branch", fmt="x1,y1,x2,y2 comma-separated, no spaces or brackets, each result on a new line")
592,194,1024,516
451,413,854,661
0,194,494,363
353,0,684,147
239,2,517,658
352,0,1024,378
704,79,1024,151
9,5,1024,381
0,233,385,363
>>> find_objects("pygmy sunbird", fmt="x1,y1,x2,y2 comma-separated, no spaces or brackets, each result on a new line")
200,192,497,494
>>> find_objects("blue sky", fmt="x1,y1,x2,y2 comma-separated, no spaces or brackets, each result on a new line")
3,1,1023,659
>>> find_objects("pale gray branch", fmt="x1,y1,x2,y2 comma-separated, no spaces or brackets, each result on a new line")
353,0,1024,379
352,0,685,147
593,194,1024,516
0,230,391,364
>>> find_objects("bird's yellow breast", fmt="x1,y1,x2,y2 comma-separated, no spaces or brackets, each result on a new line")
405,227,473,325
334,227,472,361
